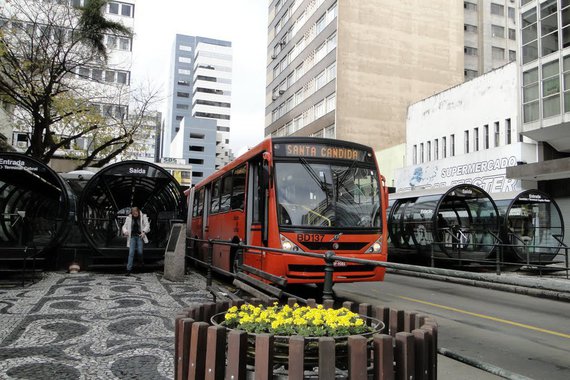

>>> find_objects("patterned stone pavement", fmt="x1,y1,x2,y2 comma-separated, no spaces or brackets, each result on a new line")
0,271,212,379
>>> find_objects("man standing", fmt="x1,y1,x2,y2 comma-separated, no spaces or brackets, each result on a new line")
122,207,150,275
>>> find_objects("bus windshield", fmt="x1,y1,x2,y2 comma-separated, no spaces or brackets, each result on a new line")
275,161,382,229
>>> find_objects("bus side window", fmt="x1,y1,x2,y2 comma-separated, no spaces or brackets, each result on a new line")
220,175,232,213
211,180,221,214
192,189,199,218
252,163,262,223
231,165,246,210
197,188,204,216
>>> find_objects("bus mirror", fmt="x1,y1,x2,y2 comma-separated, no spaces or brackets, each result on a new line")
262,152,273,188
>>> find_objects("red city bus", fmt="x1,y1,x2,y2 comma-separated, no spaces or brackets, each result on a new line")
186,136,389,286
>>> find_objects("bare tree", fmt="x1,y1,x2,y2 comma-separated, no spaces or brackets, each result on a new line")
0,0,157,168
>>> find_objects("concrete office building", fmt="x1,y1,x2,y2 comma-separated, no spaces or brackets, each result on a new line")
265,0,464,184
463,0,519,80
163,34,233,182
397,62,537,193
508,0,570,231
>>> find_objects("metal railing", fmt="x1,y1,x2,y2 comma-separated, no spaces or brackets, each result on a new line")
186,236,569,303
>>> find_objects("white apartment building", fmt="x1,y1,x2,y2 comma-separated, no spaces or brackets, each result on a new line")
464,0,519,80
397,62,538,193
2,0,135,155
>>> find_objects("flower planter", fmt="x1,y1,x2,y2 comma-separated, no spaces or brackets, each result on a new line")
210,311,385,371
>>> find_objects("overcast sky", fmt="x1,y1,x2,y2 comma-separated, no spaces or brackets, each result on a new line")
130,0,268,156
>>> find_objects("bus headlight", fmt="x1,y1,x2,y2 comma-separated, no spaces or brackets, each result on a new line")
365,239,382,253
280,234,302,252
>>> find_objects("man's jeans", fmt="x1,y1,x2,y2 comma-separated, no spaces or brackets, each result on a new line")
127,236,143,271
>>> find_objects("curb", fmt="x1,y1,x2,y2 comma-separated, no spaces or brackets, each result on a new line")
387,268,570,302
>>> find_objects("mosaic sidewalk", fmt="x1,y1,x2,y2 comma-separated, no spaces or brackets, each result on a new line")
0,272,212,380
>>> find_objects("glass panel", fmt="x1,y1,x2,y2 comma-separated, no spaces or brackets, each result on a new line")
523,68,538,85
543,60,559,78
565,56,570,72
541,13,558,35
563,8,570,28
522,24,538,44
523,83,539,102
543,95,561,117
564,91,570,112
542,77,560,96
522,8,537,28
564,0,570,9
523,41,539,63
540,0,557,19
564,72,570,90
563,26,570,48
523,101,539,122
541,32,558,56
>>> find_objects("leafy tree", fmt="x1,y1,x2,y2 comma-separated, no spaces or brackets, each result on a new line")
0,0,158,167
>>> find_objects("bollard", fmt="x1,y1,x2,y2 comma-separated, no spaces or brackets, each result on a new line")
322,251,335,301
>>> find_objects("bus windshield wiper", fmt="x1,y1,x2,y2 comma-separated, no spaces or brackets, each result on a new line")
299,157,332,197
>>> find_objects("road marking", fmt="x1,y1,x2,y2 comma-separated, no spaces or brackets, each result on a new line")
398,295,570,339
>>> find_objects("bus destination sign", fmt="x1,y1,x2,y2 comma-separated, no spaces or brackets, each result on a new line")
274,143,370,161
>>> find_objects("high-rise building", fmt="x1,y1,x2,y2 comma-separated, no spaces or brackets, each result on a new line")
265,0,464,168
163,34,233,182
463,0,519,80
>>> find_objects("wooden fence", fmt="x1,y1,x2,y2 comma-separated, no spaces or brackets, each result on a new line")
174,298,438,380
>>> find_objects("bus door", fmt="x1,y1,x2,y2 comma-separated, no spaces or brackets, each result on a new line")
245,157,269,269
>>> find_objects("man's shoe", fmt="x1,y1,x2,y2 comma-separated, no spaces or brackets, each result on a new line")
125,271,131,276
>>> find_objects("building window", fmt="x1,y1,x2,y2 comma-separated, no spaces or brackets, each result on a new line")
492,46,505,60
420,143,424,163
107,2,134,17
508,7,515,21
491,3,504,16
189,145,205,152
464,130,470,154
179,57,192,64
434,139,439,160
474,127,479,151
175,115,183,121
178,69,191,75
484,125,489,149
464,1,477,11
563,56,570,112
522,8,538,64
177,92,190,98
176,104,189,110
324,124,335,138
190,133,205,139
494,122,500,147
464,47,478,56
492,25,505,38
542,59,560,118
541,0,559,57
523,68,539,122
427,141,431,161
413,145,417,164
509,50,516,62
178,80,190,86
464,69,478,80
188,158,204,165
315,100,325,119
442,137,447,158
450,134,455,156
179,45,192,52
464,24,478,33
316,15,326,34
508,28,516,40
505,118,512,144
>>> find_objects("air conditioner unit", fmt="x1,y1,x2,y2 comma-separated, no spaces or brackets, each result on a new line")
272,95,279,101
16,141,27,149
279,89,286,95
271,53,278,59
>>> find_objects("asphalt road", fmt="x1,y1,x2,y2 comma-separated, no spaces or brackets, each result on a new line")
333,274,570,380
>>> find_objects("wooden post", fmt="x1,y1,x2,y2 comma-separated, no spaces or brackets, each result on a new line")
348,335,368,380
413,329,429,380
323,299,335,309
395,332,415,380
254,334,274,380
188,322,209,379
358,303,372,318
318,337,336,380
288,336,305,380
390,309,405,336
226,330,247,380
374,334,394,380
374,306,391,334
405,312,417,332
175,317,194,380
205,326,226,380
